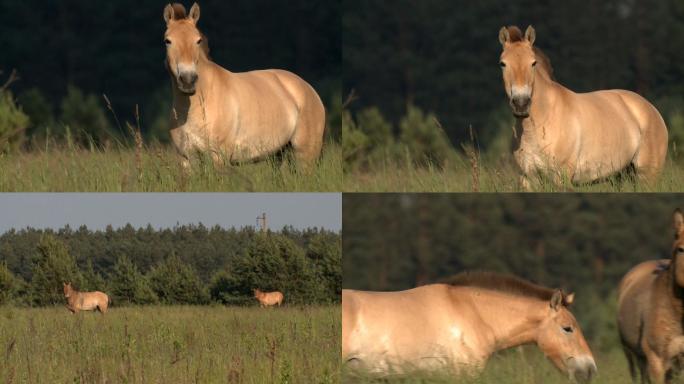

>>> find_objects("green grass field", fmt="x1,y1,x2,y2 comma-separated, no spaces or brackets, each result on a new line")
343,347,637,384
0,305,340,384
0,142,342,192
344,153,684,192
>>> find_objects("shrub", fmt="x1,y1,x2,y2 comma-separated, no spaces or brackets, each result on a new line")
0,89,29,152
60,85,113,148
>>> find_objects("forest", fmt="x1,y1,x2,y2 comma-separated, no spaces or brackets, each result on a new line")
343,0,684,185
0,224,341,306
0,0,341,147
343,194,682,352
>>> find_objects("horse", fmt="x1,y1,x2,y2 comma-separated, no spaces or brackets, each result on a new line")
342,272,596,381
618,209,684,383
63,282,110,314
162,3,325,169
253,289,284,307
498,25,668,190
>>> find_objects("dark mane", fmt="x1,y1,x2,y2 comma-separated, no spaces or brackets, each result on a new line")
167,3,211,58
506,25,555,81
442,271,557,301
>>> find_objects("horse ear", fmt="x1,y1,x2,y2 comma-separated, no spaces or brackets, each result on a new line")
674,209,684,235
525,25,536,46
564,292,575,306
163,4,175,24
189,3,201,24
550,289,563,311
498,27,510,46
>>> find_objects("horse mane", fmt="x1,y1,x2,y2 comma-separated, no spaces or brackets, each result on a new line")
442,271,558,302
506,26,555,81
167,3,211,58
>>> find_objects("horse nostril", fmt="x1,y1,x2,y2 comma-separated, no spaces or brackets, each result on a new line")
179,72,198,85
512,97,530,110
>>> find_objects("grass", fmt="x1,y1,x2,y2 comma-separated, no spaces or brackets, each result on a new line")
344,152,684,192
0,305,340,384
0,142,342,192
343,346,637,384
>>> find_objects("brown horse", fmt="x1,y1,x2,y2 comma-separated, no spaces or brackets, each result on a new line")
618,209,684,383
163,3,325,169
498,25,668,189
63,282,110,314
253,289,284,307
343,272,596,381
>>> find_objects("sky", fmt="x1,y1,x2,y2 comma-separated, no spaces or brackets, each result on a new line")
0,193,341,232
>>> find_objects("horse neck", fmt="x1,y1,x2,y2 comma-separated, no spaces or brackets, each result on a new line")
521,71,562,133
472,292,547,353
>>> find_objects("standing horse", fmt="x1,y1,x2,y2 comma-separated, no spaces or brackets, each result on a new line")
343,272,596,381
498,25,668,189
163,3,325,169
618,209,684,383
63,282,110,314
254,289,284,307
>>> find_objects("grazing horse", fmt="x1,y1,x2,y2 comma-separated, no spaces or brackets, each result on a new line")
253,289,284,307
498,25,668,189
63,282,110,314
343,272,596,381
163,3,325,169
618,209,684,383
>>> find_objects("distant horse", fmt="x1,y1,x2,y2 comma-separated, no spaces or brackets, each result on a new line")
498,25,667,189
618,209,684,383
343,272,596,381
253,289,284,307
163,3,325,169
63,282,110,314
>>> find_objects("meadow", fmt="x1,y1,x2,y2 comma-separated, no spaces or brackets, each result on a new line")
0,142,342,192
344,152,684,193
343,347,640,384
0,305,340,384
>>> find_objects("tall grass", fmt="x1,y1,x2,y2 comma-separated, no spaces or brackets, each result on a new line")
343,347,637,384
0,142,341,192
344,151,684,192
0,305,340,383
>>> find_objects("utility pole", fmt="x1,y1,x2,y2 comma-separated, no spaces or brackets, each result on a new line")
256,213,267,233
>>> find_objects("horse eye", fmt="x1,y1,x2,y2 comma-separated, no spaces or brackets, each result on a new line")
499,61,506,68
197,38,203,45
677,247,684,253
164,39,172,45
532,61,537,67
562,326,573,333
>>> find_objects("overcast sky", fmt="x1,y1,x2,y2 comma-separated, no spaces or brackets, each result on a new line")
0,194,341,232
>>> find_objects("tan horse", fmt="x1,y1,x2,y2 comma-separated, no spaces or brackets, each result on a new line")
618,209,684,383
343,272,596,381
498,25,668,189
254,289,284,307
163,3,325,169
63,282,110,314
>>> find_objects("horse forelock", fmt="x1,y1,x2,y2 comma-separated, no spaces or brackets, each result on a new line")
444,271,560,302
506,26,524,42
171,3,187,20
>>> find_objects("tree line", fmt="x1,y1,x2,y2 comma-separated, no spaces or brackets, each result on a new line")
343,194,682,351
0,224,340,306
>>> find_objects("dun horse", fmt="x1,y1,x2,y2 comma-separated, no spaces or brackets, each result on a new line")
163,3,325,169
343,272,596,381
254,289,284,307
63,282,110,314
618,209,684,383
498,26,667,189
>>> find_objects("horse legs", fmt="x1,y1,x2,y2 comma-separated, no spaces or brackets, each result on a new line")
290,107,324,171
644,349,666,384
624,346,639,383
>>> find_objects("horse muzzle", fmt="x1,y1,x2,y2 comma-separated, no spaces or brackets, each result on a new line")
567,356,597,383
510,95,531,118
177,71,198,95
